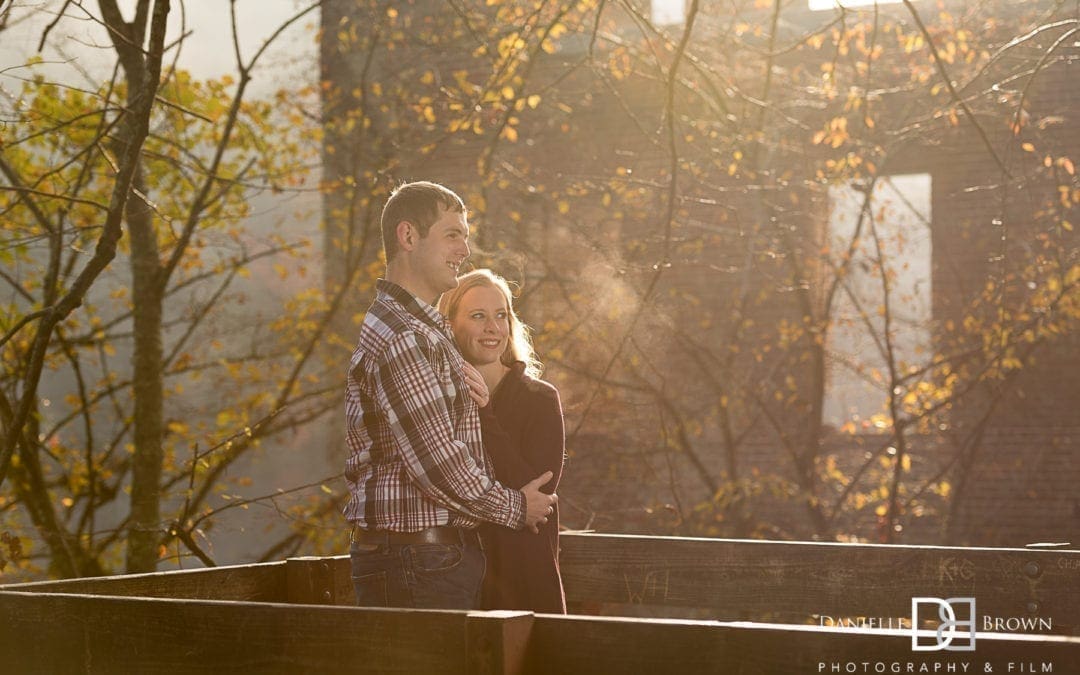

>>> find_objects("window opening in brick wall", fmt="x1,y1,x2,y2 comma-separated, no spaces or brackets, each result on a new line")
823,173,932,431
809,0,904,10
651,0,684,26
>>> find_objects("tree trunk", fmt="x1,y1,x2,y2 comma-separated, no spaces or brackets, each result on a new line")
125,163,164,573
95,0,167,574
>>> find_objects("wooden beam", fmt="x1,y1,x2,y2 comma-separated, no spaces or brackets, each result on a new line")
558,534,1080,633
524,615,1080,674
467,610,534,675
0,561,287,602
1,590,1074,674
0,591,470,674
286,556,346,605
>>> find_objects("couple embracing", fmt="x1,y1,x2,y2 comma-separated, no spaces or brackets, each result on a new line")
343,181,566,613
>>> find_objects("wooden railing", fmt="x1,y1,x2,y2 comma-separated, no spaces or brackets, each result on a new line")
2,534,1077,673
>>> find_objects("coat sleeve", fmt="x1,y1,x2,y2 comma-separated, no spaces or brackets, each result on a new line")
521,383,565,494
480,380,564,493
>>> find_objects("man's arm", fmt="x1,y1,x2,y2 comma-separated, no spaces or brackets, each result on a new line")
376,332,525,529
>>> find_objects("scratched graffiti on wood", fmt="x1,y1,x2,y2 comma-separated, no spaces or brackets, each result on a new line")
938,557,976,583
624,568,670,604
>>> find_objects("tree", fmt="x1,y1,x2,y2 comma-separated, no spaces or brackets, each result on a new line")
0,0,350,578
318,0,1078,544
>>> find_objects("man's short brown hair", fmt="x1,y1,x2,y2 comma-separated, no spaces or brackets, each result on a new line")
380,181,466,261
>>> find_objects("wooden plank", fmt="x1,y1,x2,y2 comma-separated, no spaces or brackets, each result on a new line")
286,557,339,605
326,554,355,606
558,534,1080,633
1,589,1074,674
0,560,287,602
0,591,470,674
467,611,535,675
523,615,1080,675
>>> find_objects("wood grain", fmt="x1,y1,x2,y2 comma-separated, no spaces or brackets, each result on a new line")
0,591,469,674
0,561,287,602
558,534,1080,633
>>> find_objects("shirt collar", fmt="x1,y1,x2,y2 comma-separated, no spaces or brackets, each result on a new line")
376,279,447,333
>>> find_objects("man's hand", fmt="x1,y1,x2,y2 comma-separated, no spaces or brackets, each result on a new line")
521,470,557,534
462,363,489,408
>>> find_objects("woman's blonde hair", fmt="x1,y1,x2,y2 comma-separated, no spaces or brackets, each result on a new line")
439,269,542,378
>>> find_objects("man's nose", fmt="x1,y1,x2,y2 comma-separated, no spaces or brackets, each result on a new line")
461,239,471,259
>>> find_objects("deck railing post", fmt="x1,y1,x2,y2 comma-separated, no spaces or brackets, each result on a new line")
286,556,336,605
466,610,535,675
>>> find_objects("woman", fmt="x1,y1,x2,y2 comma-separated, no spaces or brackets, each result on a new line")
440,269,567,613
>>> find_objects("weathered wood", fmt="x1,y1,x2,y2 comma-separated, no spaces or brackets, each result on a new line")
467,610,534,675
523,615,1080,675
5,534,1077,642
558,534,1080,633
0,560,286,602
286,556,341,605
1,590,1074,674
0,591,470,674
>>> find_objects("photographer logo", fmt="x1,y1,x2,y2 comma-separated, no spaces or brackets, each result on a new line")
911,597,976,651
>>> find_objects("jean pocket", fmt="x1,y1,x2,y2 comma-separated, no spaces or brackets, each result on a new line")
406,543,463,574
351,570,389,607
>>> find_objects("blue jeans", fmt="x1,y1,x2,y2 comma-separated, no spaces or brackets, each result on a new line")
350,533,485,609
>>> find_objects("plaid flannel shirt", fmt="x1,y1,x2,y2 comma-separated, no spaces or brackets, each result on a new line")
343,279,525,531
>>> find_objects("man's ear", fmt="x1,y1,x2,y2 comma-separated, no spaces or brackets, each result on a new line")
395,220,415,251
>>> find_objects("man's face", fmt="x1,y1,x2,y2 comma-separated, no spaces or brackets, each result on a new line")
409,207,470,303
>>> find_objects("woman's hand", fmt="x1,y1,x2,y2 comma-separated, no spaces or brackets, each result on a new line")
462,362,489,408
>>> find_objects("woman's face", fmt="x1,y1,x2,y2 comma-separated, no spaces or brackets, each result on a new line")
451,284,510,367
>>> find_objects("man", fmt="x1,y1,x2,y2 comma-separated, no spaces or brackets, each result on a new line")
344,180,557,609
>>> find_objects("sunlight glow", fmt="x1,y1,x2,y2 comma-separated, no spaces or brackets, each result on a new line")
809,0,904,10
651,0,684,26
823,174,933,428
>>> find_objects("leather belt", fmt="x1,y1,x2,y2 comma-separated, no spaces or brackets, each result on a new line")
350,524,476,547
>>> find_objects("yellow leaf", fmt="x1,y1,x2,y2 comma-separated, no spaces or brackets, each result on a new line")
501,85,514,100
1021,142,1035,152
527,94,541,108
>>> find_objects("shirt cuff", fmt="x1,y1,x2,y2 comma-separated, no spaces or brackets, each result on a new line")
508,487,527,530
